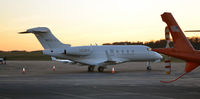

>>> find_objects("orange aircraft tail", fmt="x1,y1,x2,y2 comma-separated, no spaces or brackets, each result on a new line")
161,12,195,52
153,12,200,83
160,12,199,73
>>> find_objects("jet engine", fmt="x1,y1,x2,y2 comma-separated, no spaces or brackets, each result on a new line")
64,47,93,56
43,46,93,56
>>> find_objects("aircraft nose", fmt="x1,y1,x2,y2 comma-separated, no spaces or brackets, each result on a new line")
155,52,163,59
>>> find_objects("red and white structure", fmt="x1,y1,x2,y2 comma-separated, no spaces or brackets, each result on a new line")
22,67,26,74
164,26,171,75
52,66,56,71
112,67,115,73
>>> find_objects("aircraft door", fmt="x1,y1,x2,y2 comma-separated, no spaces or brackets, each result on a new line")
109,49,115,56
105,49,115,61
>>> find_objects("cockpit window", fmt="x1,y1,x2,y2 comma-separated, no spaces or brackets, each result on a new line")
147,48,152,51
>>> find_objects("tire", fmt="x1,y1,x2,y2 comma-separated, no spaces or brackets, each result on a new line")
88,66,94,72
147,66,151,70
98,67,104,72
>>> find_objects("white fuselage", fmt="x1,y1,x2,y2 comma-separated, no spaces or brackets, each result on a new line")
20,27,163,72
43,45,162,66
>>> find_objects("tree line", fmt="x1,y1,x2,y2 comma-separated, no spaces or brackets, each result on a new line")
103,37,200,50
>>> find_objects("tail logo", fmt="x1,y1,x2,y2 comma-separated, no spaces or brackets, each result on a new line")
171,26,180,32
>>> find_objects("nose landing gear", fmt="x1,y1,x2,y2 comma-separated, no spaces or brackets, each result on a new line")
88,66,95,72
146,61,151,71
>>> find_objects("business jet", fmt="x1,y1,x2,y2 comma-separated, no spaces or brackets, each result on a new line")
153,12,200,83
20,27,162,72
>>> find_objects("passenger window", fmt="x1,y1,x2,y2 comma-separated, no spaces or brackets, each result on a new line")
121,50,124,53
132,50,134,53
116,50,119,53
127,50,129,54
110,49,114,53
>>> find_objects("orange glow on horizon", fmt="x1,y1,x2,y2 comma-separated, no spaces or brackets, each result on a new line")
1,0,200,51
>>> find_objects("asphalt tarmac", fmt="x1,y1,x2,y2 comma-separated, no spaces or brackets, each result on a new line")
0,61,200,99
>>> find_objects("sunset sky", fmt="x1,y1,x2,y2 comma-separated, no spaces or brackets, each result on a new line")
1,0,200,51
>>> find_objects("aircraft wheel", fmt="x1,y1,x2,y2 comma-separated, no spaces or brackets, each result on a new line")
98,67,104,72
88,66,95,72
147,66,151,70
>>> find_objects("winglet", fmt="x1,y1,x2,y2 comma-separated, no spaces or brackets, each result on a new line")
18,31,30,34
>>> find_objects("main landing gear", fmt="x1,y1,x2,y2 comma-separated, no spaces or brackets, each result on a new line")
88,66,95,72
98,67,105,72
146,61,151,71
88,66,105,72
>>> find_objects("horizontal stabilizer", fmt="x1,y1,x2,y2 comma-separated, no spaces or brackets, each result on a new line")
185,62,199,72
19,31,30,34
19,27,49,34
185,30,200,32
19,31,47,34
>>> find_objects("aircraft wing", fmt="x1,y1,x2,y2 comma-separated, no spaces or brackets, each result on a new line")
76,58,128,67
104,58,128,64
51,57,74,63
102,50,128,65
93,58,128,66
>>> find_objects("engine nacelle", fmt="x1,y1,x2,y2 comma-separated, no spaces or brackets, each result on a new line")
43,46,93,56
43,48,64,56
65,46,92,56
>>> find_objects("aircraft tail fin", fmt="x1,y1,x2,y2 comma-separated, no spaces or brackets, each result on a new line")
19,27,68,49
161,12,195,52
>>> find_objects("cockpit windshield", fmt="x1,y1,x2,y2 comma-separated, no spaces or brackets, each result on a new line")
147,48,152,51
